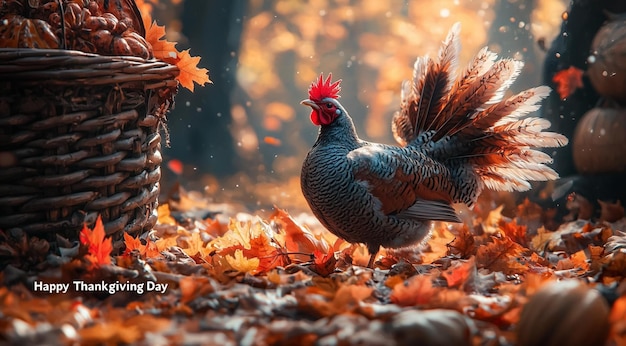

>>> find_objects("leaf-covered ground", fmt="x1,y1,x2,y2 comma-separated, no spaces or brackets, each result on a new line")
1,185,626,345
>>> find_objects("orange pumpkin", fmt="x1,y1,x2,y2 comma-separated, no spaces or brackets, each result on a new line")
587,16,626,103
0,14,59,48
517,280,610,346
573,107,626,174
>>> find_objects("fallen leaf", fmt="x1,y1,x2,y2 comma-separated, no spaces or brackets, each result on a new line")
610,295,626,344
226,249,260,273
272,207,329,261
390,275,437,307
499,219,529,248
422,226,456,264
447,224,476,258
476,235,527,275
123,233,142,256
442,257,476,290
311,248,336,276
599,200,624,223
157,203,176,225
80,215,112,267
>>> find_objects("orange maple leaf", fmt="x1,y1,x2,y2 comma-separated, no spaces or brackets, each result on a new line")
215,230,287,274
271,207,329,261
311,248,337,277
552,66,584,100
123,233,161,258
442,257,476,289
476,236,528,275
301,284,373,317
247,233,288,274
143,19,210,92
447,224,476,259
390,275,437,307
144,238,161,258
145,20,179,63
79,216,112,266
498,219,529,248
176,49,211,92
123,232,142,256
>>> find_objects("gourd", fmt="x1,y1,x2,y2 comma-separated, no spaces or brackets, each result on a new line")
573,107,626,174
517,280,610,346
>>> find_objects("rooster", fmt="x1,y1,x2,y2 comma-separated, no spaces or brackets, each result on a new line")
300,24,568,267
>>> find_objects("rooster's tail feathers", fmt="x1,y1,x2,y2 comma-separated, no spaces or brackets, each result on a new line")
392,23,460,146
392,23,568,196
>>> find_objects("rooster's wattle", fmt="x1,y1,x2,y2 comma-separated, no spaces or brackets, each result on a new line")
300,24,568,267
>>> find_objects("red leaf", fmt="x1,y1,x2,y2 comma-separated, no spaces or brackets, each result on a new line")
80,216,112,267
246,233,287,274
167,159,184,175
311,248,336,277
442,257,476,289
476,236,527,275
552,66,584,100
123,233,142,256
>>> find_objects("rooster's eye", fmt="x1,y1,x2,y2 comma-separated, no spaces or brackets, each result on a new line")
326,103,333,109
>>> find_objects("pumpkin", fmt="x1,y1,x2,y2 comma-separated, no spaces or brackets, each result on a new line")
389,309,472,345
517,280,610,346
587,15,626,103
114,29,151,58
573,107,626,174
0,14,59,48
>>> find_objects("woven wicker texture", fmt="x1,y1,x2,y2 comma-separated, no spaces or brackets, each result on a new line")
0,48,178,243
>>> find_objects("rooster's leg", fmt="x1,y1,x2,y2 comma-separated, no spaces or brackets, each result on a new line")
366,245,380,268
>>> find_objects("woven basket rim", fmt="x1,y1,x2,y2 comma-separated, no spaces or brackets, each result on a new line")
0,48,180,85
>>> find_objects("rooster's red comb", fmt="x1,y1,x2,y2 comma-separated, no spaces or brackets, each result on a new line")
308,73,341,101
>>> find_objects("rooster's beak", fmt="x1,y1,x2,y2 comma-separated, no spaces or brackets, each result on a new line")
300,99,319,110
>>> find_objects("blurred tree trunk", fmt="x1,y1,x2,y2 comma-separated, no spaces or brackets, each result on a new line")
541,0,606,179
164,0,247,177
541,0,626,207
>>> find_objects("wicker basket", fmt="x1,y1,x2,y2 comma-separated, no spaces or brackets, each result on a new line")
0,48,178,248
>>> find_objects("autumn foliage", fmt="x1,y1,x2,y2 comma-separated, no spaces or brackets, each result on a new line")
140,5,210,91
79,216,112,267
3,183,626,344
552,66,584,99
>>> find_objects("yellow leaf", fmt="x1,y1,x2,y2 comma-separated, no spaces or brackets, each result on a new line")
157,204,176,225
225,249,259,273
